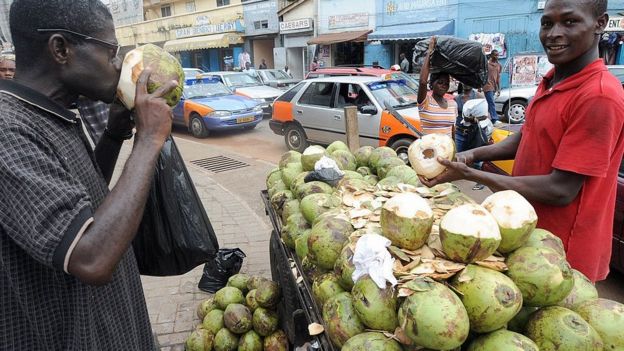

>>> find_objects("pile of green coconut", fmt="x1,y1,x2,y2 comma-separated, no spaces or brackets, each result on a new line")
186,274,287,351
266,137,624,351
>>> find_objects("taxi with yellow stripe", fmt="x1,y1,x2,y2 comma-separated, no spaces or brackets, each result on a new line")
172,77,263,138
269,76,422,161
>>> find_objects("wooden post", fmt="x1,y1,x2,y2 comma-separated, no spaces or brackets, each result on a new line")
344,106,360,152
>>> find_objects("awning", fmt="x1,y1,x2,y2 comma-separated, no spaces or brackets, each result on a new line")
307,30,372,45
163,33,244,52
368,20,454,41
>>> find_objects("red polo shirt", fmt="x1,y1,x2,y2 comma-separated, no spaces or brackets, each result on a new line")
512,60,624,282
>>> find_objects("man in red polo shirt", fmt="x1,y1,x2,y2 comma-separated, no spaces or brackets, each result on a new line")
420,0,624,282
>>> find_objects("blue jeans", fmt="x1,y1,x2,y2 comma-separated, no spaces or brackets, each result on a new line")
484,91,498,123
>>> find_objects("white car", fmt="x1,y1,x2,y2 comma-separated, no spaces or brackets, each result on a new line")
494,85,537,124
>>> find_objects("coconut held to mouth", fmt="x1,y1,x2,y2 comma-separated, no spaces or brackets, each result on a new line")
117,44,185,109
408,134,455,179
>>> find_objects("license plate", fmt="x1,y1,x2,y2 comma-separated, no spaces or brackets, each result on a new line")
236,116,255,124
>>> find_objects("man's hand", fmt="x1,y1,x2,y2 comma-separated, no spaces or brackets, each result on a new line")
133,69,178,143
418,157,473,187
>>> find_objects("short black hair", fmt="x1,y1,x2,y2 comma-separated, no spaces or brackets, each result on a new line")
10,0,113,67
591,0,608,18
429,72,450,89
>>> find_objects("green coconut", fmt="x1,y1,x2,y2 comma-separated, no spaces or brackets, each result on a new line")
226,273,250,294
376,157,406,179
214,287,245,310
117,44,185,109
185,327,214,351
342,170,364,180
380,192,433,250
196,297,218,320
238,330,263,351
334,244,356,291
252,307,279,337
312,272,346,306
363,175,379,186
223,303,252,334
385,164,418,183
322,292,366,348
506,246,574,307
280,198,300,223
507,306,539,333
267,179,287,199
299,193,341,225
573,298,624,350
330,149,357,171
281,212,310,249
342,332,404,351
557,269,598,309
523,228,566,256
466,329,539,351
439,204,502,263
247,276,269,291
280,162,303,189
263,330,288,351
295,229,311,261
203,309,225,335
449,265,523,333
301,256,323,281
214,328,239,351
278,150,302,169
398,278,470,350
312,208,348,226
301,145,327,171
245,289,260,312
525,306,603,350
266,167,282,190
354,146,375,168
270,190,294,217
356,166,372,176
408,133,455,179
290,171,310,193
326,140,350,155
307,216,354,270
369,146,397,172
481,190,538,253
351,275,398,332
295,180,333,199
255,280,281,308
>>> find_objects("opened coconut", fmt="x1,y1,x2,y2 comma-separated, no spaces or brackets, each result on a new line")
380,192,433,250
573,298,624,350
117,44,184,109
439,204,501,263
525,306,603,350
408,133,455,179
301,145,327,171
481,190,537,253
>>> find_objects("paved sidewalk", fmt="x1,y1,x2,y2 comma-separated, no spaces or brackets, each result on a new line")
114,137,274,350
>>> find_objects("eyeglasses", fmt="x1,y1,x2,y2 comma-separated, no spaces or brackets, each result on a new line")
37,28,121,58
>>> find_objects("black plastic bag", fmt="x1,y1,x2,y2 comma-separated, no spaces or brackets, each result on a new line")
414,36,488,88
132,136,219,276
198,248,246,293
304,168,344,187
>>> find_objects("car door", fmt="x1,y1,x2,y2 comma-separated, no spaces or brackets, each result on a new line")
333,82,381,147
294,81,340,144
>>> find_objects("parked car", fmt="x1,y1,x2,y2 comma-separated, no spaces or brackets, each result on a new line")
305,66,394,79
250,69,300,90
183,68,205,80
206,71,283,118
172,77,263,138
269,76,423,161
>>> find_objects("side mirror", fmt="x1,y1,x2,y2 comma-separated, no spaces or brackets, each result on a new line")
358,105,377,115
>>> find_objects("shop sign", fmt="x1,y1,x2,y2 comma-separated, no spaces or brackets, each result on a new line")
196,15,211,26
378,0,450,27
385,0,447,15
176,20,241,39
280,18,313,33
606,17,624,32
328,13,369,30
109,0,144,26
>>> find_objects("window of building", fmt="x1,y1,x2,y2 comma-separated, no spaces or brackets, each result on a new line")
217,0,230,7
185,1,196,12
254,20,269,30
161,4,172,17
299,82,335,107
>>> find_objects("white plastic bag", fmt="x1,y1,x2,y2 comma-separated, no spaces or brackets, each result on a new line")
351,234,397,289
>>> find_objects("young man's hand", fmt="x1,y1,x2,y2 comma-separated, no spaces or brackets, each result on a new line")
133,69,178,144
418,157,473,187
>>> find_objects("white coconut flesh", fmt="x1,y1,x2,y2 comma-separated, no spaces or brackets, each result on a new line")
482,190,537,229
441,204,501,241
117,47,145,110
408,134,455,179
383,193,433,219
303,145,326,156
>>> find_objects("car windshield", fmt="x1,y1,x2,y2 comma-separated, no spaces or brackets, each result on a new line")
223,73,261,87
184,81,231,99
184,69,204,79
388,72,419,92
262,70,290,80
367,80,418,108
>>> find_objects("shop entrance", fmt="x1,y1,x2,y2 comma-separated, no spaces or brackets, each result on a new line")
333,42,364,66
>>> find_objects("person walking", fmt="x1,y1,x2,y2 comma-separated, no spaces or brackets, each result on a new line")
284,65,292,77
0,0,178,349
417,37,457,137
483,49,502,124
420,0,624,283
399,53,410,73
259,58,267,69
454,85,484,152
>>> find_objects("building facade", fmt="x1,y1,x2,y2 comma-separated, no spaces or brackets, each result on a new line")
242,0,279,69
275,0,317,79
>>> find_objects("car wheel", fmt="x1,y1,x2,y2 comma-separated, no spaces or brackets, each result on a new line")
390,138,414,164
503,99,527,124
284,123,308,152
189,114,209,138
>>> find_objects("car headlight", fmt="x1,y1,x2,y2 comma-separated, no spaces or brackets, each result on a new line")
208,110,232,117
253,105,263,112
